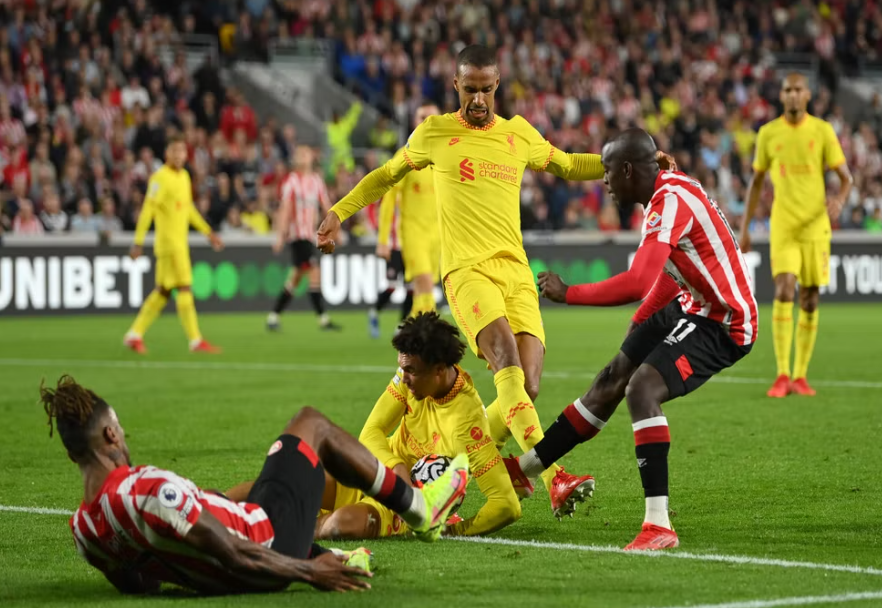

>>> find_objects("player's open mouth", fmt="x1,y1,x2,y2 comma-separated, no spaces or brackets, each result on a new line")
469,108,488,118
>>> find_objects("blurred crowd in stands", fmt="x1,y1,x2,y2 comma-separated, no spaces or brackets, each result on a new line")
2,0,882,242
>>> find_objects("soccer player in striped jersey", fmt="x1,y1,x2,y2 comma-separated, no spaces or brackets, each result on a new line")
517,129,757,550
268,145,340,332
43,376,468,595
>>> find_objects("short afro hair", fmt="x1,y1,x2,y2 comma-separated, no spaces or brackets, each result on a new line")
456,44,498,74
392,312,467,368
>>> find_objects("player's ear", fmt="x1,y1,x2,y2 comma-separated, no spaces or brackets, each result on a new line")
103,425,119,446
453,75,460,92
623,161,632,179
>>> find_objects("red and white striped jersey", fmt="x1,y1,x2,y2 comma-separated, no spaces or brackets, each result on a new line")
280,171,330,241
69,465,276,594
641,171,758,346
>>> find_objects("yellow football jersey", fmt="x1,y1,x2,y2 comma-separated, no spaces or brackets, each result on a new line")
332,111,603,278
753,115,846,239
134,165,211,256
359,365,520,536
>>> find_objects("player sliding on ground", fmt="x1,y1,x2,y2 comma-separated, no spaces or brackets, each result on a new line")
315,312,520,540
512,128,758,550
43,375,468,595
124,136,224,355
740,73,853,398
318,44,604,518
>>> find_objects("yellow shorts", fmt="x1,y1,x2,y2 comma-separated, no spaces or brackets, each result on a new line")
770,234,830,287
443,256,545,357
402,237,440,283
155,251,193,290
318,482,408,538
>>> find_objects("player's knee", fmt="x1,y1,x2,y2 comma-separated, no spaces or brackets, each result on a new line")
157,287,171,298
283,406,329,444
317,507,378,540
524,376,540,402
625,367,666,418
800,288,820,313
774,275,797,302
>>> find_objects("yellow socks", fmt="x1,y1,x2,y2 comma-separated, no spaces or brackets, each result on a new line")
175,290,202,343
129,290,168,337
493,366,560,491
793,308,819,380
410,292,436,316
772,299,793,378
485,399,512,450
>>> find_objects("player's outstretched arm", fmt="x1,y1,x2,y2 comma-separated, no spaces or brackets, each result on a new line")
183,508,372,592
358,379,409,471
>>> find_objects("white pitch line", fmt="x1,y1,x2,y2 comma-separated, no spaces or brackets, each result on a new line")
448,536,882,577
650,590,882,608
5,504,882,582
1,358,881,389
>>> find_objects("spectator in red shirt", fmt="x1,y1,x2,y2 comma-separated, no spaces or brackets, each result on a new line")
220,89,257,142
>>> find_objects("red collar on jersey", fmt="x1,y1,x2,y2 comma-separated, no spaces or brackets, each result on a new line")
433,365,468,405
455,110,497,131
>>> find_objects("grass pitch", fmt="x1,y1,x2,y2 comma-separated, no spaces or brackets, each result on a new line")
1,304,881,608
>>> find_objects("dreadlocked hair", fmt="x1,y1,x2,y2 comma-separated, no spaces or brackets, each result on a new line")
41,375,109,459
392,312,467,368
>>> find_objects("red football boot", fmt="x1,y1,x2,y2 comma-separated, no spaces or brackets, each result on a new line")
766,374,791,398
503,454,535,500
190,339,222,354
123,335,147,355
550,468,595,520
790,377,816,396
623,523,679,551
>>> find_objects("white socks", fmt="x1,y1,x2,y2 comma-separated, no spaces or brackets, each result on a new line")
644,496,671,529
518,449,544,480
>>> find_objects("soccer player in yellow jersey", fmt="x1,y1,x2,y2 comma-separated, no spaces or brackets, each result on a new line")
315,313,520,539
318,45,605,518
740,73,853,398
124,136,225,354
376,102,442,319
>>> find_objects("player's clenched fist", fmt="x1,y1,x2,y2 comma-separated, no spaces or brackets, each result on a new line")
316,212,341,254
537,271,569,303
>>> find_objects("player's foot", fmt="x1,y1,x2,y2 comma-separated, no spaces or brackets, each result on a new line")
330,547,374,574
503,454,535,500
320,320,343,331
623,523,679,551
767,374,792,398
266,313,280,332
190,339,222,354
790,377,816,396
550,468,595,520
123,335,147,355
412,453,469,542
368,315,380,339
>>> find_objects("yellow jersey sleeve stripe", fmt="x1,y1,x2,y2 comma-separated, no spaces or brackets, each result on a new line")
386,385,407,406
402,149,421,171
538,147,555,171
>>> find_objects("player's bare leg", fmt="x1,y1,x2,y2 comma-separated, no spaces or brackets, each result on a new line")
280,407,466,538
410,273,436,316
792,286,819,396
621,364,678,551
178,285,220,353
268,267,306,330
309,265,341,331
125,286,172,354
517,351,635,516
315,504,382,540
769,273,798,397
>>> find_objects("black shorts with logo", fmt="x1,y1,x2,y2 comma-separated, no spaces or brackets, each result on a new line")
290,239,318,270
620,300,753,399
386,249,406,282
246,435,326,559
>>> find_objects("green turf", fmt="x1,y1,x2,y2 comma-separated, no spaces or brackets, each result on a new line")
1,305,881,607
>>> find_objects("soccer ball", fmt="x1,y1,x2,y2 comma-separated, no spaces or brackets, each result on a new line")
411,454,466,510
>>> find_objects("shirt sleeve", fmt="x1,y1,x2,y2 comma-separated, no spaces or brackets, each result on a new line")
331,120,432,221
445,413,520,537
752,125,770,172
133,176,159,245
516,116,604,179
358,369,409,470
823,121,847,169
130,471,204,540
377,183,400,247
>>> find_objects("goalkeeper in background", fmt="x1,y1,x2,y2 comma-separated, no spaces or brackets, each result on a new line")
124,136,224,354
315,312,520,539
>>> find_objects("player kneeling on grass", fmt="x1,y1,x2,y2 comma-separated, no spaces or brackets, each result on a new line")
43,376,468,595
512,128,758,551
315,312,521,540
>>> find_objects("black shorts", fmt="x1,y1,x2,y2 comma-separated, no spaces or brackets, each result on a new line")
291,239,318,270
246,435,325,559
386,249,405,282
621,300,753,399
